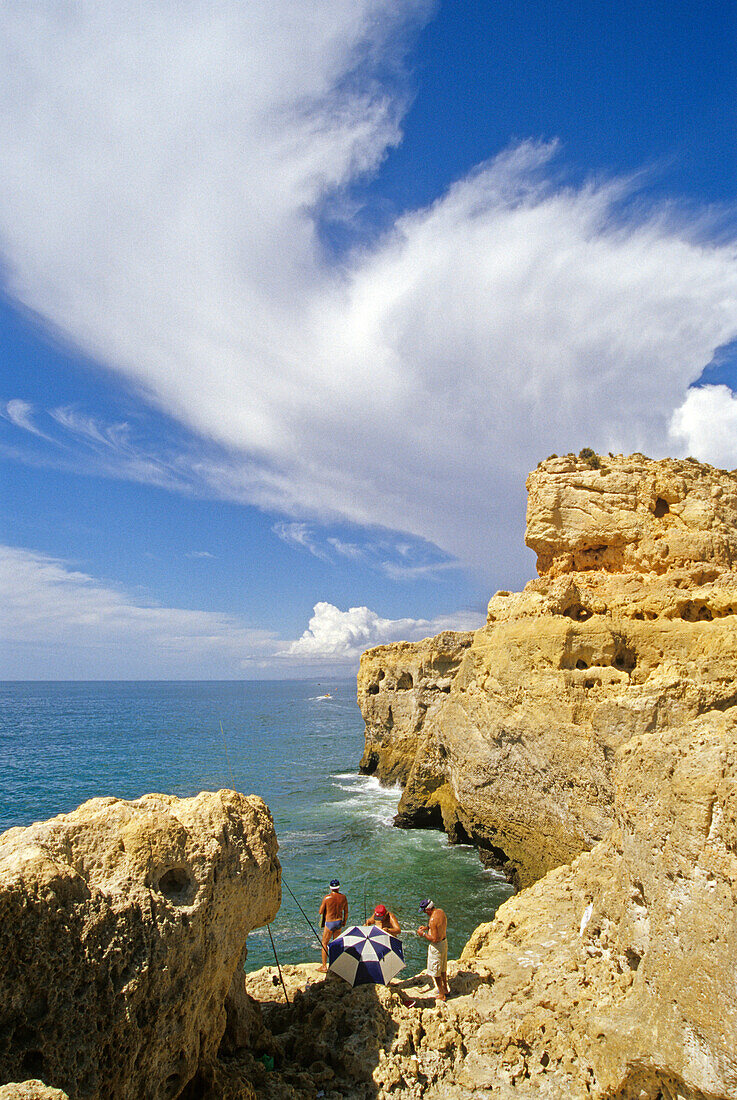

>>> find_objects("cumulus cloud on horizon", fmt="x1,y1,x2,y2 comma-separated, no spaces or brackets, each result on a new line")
1,3,737,583
1,546,469,677
281,600,482,661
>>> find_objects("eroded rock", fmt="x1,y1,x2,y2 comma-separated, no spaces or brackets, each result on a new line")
0,790,280,1099
217,708,737,1098
359,453,737,887
358,633,474,789
0,1085,69,1100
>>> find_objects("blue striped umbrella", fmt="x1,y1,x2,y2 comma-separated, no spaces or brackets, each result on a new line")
327,924,405,986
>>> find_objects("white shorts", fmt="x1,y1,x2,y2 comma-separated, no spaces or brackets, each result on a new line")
427,938,447,977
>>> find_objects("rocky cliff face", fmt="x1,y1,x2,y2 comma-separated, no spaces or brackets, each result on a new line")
0,790,280,1100
227,702,737,1098
358,633,474,790
358,453,737,887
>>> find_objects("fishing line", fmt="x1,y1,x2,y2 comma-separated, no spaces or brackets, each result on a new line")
217,726,323,953
282,876,323,949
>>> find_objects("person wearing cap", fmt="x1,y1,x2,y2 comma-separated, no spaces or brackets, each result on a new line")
417,899,449,1001
366,903,401,936
318,879,348,971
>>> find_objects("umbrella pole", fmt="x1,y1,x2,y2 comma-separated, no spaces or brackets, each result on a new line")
266,923,289,1005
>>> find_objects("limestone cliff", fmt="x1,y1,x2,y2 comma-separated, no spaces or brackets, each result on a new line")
358,453,737,887
0,790,280,1100
358,633,474,789
209,703,737,1097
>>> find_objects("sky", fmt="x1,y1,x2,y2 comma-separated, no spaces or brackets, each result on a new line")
2,0,737,679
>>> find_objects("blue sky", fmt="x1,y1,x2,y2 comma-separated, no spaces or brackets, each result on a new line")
1,1,736,678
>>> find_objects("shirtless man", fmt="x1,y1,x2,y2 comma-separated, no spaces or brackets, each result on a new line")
318,879,348,971
366,903,401,936
417,898,449,1001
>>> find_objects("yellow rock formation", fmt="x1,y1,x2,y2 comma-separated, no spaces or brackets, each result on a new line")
359,452,737,888
0,790,280,1099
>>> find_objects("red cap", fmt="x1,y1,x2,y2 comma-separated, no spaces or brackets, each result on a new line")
374,904,387,917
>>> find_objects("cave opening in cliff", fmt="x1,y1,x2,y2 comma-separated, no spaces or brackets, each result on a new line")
653,497,670,518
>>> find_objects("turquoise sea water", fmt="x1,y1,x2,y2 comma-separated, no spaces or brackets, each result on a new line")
0,679,513,973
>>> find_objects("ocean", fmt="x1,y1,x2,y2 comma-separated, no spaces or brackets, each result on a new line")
0,679,513,973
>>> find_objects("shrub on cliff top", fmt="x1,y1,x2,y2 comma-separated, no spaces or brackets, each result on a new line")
579,447,602,469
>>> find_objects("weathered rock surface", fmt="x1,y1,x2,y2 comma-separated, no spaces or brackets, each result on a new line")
358,633,474,788
359,453,737,887
0,1085,69,1100
526,453,737,577
212,702,737,1099
0,790,280,1099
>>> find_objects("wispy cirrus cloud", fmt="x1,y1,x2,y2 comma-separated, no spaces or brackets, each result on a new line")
275,521,459,579
273,521,330,561
0,4,736,587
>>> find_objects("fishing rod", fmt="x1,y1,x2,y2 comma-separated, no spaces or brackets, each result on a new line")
219,721,323,955
266,923,289,1004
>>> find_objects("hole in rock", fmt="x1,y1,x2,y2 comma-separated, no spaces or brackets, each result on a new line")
624,948,642,971
653,497,670,518
21,1051,44,1078
679,602,714,622
575,659,588,670
447,817,472,845
158,867,195,904
564,603,593,622
613,648,636,673
397,672,414,690
165,1073,183,1098
367,683,379,695
360,750,379,775
377,669,385,681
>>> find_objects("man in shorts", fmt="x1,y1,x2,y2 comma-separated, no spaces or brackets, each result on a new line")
417,898,449,1001
318,879,348,971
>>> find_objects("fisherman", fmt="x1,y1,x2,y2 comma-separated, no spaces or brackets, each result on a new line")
318,879,348,971
417,898,449,1001
366,903,401,936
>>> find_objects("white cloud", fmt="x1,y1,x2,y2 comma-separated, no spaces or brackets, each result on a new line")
0,546,479,676
2,399,52,440
0,6,736,585
327,538,366,562
380,559,461,582
186,550,215,559
281,600,481,661
273,521,329,560
0,544,277,679
669,385,737,470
